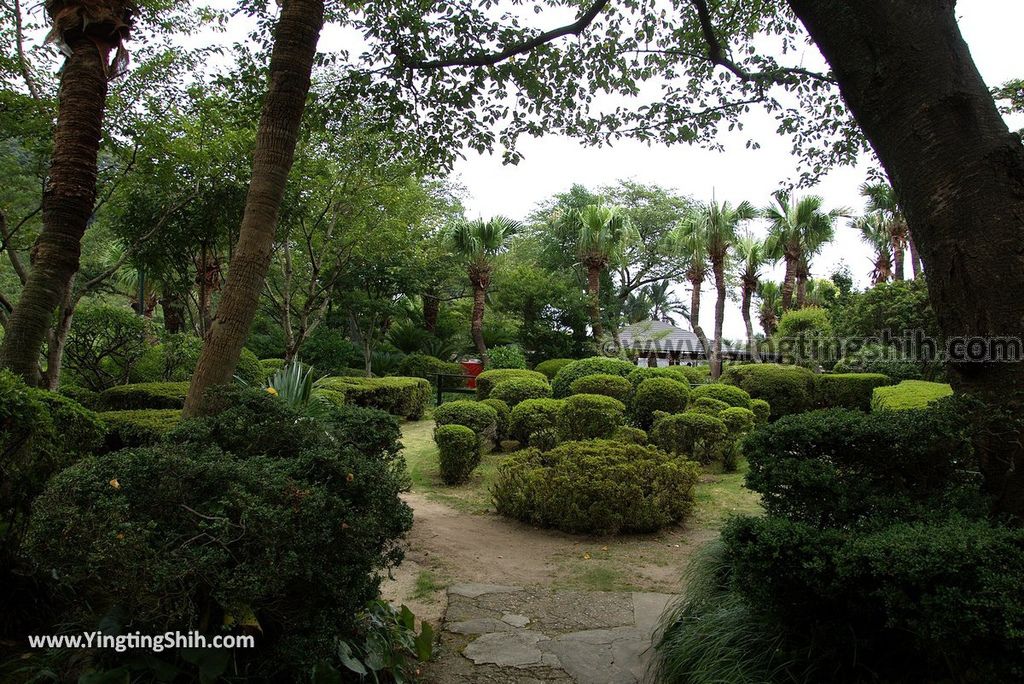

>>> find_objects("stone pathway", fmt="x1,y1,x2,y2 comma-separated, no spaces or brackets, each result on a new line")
421,583,674,683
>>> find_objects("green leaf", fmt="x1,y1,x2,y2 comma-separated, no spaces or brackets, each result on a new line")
337,641,367,676
415,622,435,662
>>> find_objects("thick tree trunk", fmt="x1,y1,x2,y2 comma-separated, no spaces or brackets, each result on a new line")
184,0,325,416
161,293,187,333
586,265,603,342
741,286,760,363
470,282,487,363
0,36,107,384
780,256,797,311
908,233,922,279
892,239,906,281
710,258,726,379
795,273,808,309
789,0,1024,518
423,291,439,333
688,276,711,367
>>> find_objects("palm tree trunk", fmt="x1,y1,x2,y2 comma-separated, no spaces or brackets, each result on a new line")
688,276,711,367
586,265,603,342
470,281,487,363
0,35,107,385
710,258,726,379
908,233,922,278
892,239,905,280
795,275,808,309
741,286,760,363
183,0,325,416
780,256,797,311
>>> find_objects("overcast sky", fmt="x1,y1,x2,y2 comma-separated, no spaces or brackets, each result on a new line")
451,2,1024,339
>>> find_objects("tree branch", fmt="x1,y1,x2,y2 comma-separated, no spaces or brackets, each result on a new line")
399,0,611,70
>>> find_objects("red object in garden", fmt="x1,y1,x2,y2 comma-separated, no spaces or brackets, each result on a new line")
461,360,484,388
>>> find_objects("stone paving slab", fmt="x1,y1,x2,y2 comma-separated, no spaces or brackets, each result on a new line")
422,585,675,684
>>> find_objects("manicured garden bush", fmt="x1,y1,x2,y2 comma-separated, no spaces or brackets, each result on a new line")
688,397,731,415
557,393,625,441
480,398,511,442
509,398,565,444
490,377,553,407
690,383,752,408
62,302,149,391
316,376,431,419
833,343,944,383
323,404,403,462
569,373,633,402
626,366,693,388
612,425,648,445
98,409,182,450
434,424,481,484
721,364,817,417
551,356,637,397
871,379,953,411
632,377,690,429
650,412,728,463
235,347,266,386
719,407,756,471
492,440,702,534
528,427,560,451
487,344,527,369
433,400,498,438
815,372,892,411
397,352,466,388
750,398,771,424
260,357,286,380
534,358,575,379
95,381,189,410
773,307,833,367
475,368,548,400
131,334,203,383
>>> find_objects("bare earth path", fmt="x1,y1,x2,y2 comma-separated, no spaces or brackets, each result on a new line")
381,419,760,682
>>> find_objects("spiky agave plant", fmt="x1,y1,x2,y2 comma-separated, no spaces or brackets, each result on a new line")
266,358,317,411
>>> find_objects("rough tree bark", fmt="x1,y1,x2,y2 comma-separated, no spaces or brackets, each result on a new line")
780,254,797,311
789,0,1024,518
710,258,726,379
586,264,603,342
183,0,325,415
470,281,488,363
740,284,760,363
687,275,712,368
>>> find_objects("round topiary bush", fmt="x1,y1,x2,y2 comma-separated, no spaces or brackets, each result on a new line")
690,383,752,408
650,412,729,463
688,397,731,416
551,357,637,398
633,378,690,429
475,369,548,400
612,425,648,445
490,377,553,407
510,398,565,445
480,398,511,442
719,406,756,436
816,373,893,411
236,347,265,386
557,394,626,441
433,400,498,437
627,366,694,388
569,373,633,403
721,364,817,417
434,424,481,484
487,344,527,369
750,398,771,424
534,358,575,380
492,440,702,534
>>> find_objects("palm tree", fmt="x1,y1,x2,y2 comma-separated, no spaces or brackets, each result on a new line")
757,281,782,337
622,281,689,325
562,204,635,342
735,234,767,362
675,214,711,366
861,181,916,279
0,1,136,384
762,191,843,311
451,217,518,363
854,213,895,285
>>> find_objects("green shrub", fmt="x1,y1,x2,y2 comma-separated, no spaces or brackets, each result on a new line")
235,347,265,386
719,407,756,472
434,424,481,484
750,399,771,424
509,398,564,445
650,412,728,463
492,440,701,534
316,376,431,419
323,404,403,462
551,357,637,397
475,368,548,400
490,377,553,407
871,380,953,411
98,409,182,450
773,307,833,367
534,358,575,379
62,302,150,391
815,372,892,411
480,398,511,442
612,425,648,445
626,366,694,388
722,364,817,417
95,381,189,410
688,397,731,416
397,353,465,389
569,373,633,403
260,358,286,380
557,394,625,441
433,400,498,438
301,328,363,375
528,428,560,452
690,383,752,408
487,344,527,369
58,384,99,409
833,343,944,383
632,377,690,429
131,334,203,383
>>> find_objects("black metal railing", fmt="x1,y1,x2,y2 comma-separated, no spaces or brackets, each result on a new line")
434,373,477,405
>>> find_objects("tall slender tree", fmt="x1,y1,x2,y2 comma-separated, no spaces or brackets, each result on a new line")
757,281,781,338
861,181,915,280
735,234,767,362
675,213,711,365
763,191,842,310
450,217,518,364
853,212,895,285
0,0,135,384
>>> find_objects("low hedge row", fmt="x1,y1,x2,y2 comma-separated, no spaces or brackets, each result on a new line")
475,369,548,400
98,409,182,450
95,382,190,411
551,357,637,397
816,373,893,411
316,376,431,419
871,380,954,411
722,364,817,417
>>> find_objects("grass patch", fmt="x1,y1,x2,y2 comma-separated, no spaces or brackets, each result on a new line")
412,570,445,601
693,462,762,529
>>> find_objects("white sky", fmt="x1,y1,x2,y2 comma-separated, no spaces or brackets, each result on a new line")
451,2,1024,339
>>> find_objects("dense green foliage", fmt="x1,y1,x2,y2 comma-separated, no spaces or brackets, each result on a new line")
62,304,150,391
492,440,701,534
487,344,527,369
833,343,944,383
722,364,817,417
397,353,465,388
815,373,892,411
611,425,648,445
749,399,771,424
551,357,637,397
632,377,690,429
433,400,498,438
480,398,511,442
650,412,729,463
434,424,481,484
773,307,833,367
316,376,431,419
533,358,575,379
475,369,548,400
688,397,731,415
131,335,203,383
690,383,752,408
98,409,182,450
568,373,633,403
626,366,696,388
490,377,553,407
871,379,954,411
509,398,565,445
557,393,626,441
94,382,190,410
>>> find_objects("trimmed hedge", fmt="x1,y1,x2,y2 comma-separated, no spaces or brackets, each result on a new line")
871,380,953,412
688,396,731,416
722,364,817,417
260,358,286,380
632,378,690,429
534,358,575,379
490,377,553,407
569,373,633,403
750,398,771,424
492,440,702,534
557,393,625,441
510,398,564,445
650,412,728,463
316,376,431,419
551,357,637,397
626,366,695,388
480,398,511,442
433,400,498,437
434,424,481,484
397,353,465,388
690,383,752,409
98,409,182,450
475,369,548,400
816,373,893,411
235,347,265,386
612,425,648,445
95,382,189,411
